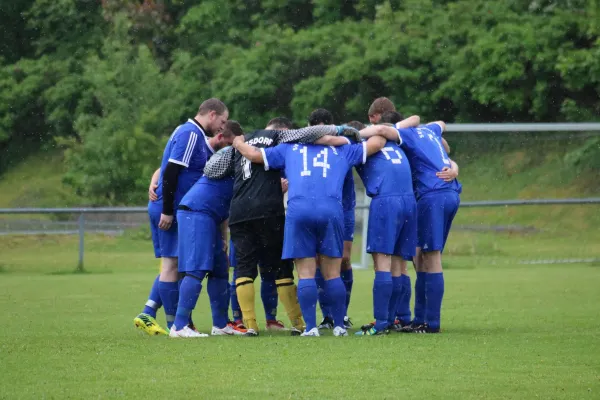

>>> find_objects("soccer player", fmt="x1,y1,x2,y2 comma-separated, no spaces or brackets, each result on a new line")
134,98,229,335
203,118,360,336
232,133,386,336
305,109,355,330
350,116,421,335
378,107,453,327
360,120,461,333
169,121,244,338
227,177,291,331
368,97,397,125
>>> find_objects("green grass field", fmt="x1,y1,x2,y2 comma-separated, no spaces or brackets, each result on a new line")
1,234,599,399
1,139,599,398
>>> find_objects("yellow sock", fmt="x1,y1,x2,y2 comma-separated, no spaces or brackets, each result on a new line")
236,277,258,331
276,278,305,330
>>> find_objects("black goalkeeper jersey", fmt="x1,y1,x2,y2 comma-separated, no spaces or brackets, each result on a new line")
229,130,284,225
202,125,353,225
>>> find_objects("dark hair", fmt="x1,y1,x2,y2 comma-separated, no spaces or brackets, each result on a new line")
346,120,366,130
266,117,293,130
368,97,396,116
198,98,228,116
380,111,404,124
222,120,243,138
308,108,334,126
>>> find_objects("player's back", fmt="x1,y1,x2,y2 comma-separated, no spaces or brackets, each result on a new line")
229,129,283,225
357,140,413,198
153,120,213,208
283,143,360,207
179,175,234,222
397,123,461,199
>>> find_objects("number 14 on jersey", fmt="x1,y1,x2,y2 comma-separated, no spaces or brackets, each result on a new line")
298,146,331,177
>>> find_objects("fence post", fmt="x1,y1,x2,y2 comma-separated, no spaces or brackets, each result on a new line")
77,213,85,272
360,191,370,270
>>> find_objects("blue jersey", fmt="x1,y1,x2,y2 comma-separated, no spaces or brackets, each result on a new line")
153,119,215,210
356,140,414,198
397,123,462,199
262,142,366,205
179,175,234,222
342,172,356,211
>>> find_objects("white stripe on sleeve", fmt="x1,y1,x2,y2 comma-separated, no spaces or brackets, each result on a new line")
362,141,367,164
168,158,189,167
182,132,198,166
260,148,270,171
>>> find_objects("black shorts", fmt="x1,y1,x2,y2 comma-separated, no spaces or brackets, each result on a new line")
229,215,293,280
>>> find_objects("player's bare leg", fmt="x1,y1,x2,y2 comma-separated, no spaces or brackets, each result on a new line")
320,255,348,336
296,257,320,336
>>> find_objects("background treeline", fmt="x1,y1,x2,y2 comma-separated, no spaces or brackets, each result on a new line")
0,0,599,204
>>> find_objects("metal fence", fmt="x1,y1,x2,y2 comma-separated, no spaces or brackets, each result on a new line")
1,197,599,271
1,123,600,271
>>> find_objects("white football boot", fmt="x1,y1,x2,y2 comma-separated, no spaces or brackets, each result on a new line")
211,325,245,336
300,327,320,337
169,325,209,338
333,326,348,337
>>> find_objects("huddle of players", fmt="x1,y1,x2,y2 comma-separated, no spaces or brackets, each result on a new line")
134,96,461,337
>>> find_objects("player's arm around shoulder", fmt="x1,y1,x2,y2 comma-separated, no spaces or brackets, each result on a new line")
314,135,351,147
364,135,387,157
204,146,235,179
232,135,264,164
359,115,420,144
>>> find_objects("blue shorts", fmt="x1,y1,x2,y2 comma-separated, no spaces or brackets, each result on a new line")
417,190,460,252
283,199,344,259
148,208,178,258
343,209,355,242
177,210,228,278
367,195,417,260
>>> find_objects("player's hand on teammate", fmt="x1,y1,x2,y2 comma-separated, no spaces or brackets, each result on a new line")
223,239,228,254
336,125,361,143
159,214,173,230
148,182,158,201
281,178,289,194
232,135,245,148
436,167,458,182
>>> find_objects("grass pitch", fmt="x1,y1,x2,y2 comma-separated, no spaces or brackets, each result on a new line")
1,236,599,399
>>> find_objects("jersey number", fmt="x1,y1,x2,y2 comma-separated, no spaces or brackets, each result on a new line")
381,147,403,164
299,146,331,177
241,157,252,180
427,134,451,165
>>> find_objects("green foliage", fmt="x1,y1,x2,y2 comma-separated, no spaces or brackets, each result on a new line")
1,0,599,201
63,15,177,204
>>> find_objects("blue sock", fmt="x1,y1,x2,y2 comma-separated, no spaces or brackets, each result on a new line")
230,269,241,321
173,276,202,330
142,275,162,318
297,279,318,331
413,272,427,325
315,268,331,318
397,274,412,323
260,272,278,321
325,277,347,329
389,276,403,325
341,269,353,315
373,271,392,330
208,276,229,329
425,272,444,329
